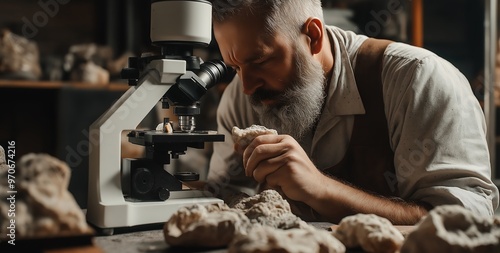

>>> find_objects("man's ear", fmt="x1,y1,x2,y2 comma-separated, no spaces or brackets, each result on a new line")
301,17,324,54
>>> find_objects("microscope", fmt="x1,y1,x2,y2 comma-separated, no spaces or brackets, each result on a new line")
86,0,225,234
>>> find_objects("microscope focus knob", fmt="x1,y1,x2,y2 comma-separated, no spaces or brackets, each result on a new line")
157,187,170,201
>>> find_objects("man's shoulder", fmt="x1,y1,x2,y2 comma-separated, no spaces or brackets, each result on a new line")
380,41,469,100
384,42,438,64
378,41,453,84
326,25,438,63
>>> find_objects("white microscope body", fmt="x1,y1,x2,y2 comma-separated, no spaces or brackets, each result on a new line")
86,0,224,234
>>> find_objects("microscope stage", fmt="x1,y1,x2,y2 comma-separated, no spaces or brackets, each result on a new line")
127,130,224,147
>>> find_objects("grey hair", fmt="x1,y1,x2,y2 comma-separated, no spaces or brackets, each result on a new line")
211,0,324,41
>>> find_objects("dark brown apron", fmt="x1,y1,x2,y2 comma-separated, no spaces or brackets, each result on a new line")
323,38,396,197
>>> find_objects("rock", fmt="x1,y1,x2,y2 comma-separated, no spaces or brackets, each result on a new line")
400,205,500,253
163,189,310,248
232,189,308,229
232,125,278,148
232,189,290,212
0,29,42,80
70,61,109,85
64,43,111,85
0,153,92,239
332,213,404,253
228,225,346,253
0,146,9,205
224,191,252,208
0,145,6,174
163,189,315,248
163,202,251,248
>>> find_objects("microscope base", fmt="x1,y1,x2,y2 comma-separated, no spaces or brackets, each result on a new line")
86,191,223,235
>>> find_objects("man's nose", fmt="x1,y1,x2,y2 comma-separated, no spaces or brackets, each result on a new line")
240,70,263,95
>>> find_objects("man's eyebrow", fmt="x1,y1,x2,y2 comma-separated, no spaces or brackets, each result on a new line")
243,53,265,63
225,54,263,69
226,48,270,68
242,46,273,64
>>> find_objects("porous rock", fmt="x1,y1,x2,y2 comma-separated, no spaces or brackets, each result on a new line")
232,125,278,147
400,205,500,253
332,213,404,253
163,189,310,248
232,189,308,229
163,202,251,248
0,153,92,239
228,225,346,253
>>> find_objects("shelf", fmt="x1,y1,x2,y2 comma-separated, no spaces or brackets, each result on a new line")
0,80,130,92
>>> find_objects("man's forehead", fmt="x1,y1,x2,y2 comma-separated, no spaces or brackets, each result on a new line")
217,37,272,66
214,17,272,49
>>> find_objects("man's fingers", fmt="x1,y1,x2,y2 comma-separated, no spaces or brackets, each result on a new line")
242,134,284,175
251,155,287,183
244,143,283,177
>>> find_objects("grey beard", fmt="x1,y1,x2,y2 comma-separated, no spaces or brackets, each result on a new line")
251,45,326,141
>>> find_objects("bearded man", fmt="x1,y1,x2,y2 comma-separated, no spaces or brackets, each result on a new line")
206,0,499,224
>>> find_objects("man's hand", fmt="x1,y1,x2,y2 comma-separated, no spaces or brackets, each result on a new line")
239,134,328,203
235,134,429,225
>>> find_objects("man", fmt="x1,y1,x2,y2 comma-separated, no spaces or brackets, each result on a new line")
206,0,499,225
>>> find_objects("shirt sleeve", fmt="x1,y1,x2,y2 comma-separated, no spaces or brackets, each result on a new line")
382,43,499,216
207,75,260,197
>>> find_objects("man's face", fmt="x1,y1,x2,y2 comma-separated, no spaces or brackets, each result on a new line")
214,14,325,140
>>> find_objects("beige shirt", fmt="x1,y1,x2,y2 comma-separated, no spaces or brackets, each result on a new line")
208,26,499,216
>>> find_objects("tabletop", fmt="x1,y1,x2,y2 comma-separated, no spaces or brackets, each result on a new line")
92,222,365,253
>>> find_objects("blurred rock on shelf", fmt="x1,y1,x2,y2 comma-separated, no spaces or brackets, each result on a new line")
63,43,133,85
0,29,42,80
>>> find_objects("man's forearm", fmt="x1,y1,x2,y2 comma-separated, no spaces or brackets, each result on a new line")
306,177,429,225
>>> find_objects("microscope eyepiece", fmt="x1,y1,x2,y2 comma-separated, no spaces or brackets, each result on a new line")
195,60,228,89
